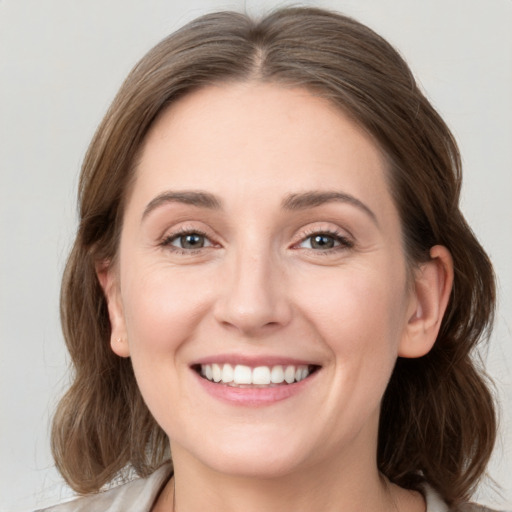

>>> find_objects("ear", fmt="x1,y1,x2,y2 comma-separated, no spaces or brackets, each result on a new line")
398,245,454,358
96,260,130,358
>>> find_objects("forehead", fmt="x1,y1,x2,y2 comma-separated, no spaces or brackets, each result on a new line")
130,82,395,219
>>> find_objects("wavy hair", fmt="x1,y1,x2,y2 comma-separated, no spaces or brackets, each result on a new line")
52,8,496,506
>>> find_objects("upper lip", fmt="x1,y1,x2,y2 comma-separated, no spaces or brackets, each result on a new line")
190,354,322,368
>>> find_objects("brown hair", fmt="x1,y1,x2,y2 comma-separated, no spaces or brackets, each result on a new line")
52,7,496,505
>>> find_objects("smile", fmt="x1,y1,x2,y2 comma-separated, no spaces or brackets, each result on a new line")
197,363,317,387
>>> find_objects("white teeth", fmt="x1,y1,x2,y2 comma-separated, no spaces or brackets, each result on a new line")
200,363,313,386
284,365,295,384
252,366,271,385
233,365,252,384
295,367,310,382
221,363,234,383
270,365,285,384
212,363,222,382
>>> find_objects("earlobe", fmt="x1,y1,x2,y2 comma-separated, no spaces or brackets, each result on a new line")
398,245,454,358
95,260,130,358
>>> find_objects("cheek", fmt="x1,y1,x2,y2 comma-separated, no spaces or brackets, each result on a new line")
294,261,409,360
121,263,214,356
119,264,215,430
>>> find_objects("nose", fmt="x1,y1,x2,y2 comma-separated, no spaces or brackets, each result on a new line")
213,249,292,337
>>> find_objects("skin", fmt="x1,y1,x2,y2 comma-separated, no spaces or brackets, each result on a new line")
98,83,453,512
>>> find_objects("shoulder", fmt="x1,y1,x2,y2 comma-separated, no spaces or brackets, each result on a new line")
451,506,511,512
452,506,511,512
35,464,172,512
424,484,509,512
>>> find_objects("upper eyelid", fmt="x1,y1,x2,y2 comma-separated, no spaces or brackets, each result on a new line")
294,224,353,242
160,222,219,241
162,228,216,246
158,221,353,246
159,230,218,255
291,222,356,250
295,232,353,249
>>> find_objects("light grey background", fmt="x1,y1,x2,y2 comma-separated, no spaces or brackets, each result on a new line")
1,1,511,510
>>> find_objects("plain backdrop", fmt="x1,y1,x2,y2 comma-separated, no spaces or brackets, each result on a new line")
1,1,511,510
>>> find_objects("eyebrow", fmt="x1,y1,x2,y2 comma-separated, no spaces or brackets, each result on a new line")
142,190,222,220
142,189,378,225
282,191,378,225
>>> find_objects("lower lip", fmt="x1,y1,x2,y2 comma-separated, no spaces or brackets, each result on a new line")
193,370,317,407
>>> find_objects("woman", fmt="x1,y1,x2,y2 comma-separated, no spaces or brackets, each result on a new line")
40,7,505,512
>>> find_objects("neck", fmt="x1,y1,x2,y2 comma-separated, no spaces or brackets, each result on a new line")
159,443,409,512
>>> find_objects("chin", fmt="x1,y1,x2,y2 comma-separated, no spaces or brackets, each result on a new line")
205,452,307,479
173,429,314,479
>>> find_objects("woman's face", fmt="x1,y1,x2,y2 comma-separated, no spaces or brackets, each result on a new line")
103,83,422,478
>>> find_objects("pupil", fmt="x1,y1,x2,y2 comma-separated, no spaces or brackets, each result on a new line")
312,235,334,249
182,233,203,249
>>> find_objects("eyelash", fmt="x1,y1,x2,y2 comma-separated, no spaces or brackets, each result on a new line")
159,228,354,255
160,228,213,255
294,229,354,253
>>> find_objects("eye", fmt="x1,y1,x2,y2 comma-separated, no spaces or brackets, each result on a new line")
162,230,213,250
298,231,353,251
